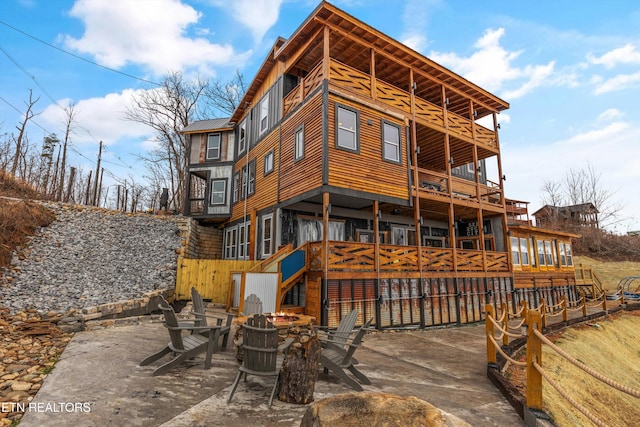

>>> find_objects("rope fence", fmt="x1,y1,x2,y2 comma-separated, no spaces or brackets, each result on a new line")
485,293,638,425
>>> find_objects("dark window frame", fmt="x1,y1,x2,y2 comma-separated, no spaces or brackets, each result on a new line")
335,103,360,153
294,124,305,162
264,150,274,176
381,120,402,165
209,178,227,206
206,133,221,160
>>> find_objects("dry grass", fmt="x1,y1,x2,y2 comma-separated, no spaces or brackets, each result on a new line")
506,312,640,427
574,255,640,292
0,171,54,270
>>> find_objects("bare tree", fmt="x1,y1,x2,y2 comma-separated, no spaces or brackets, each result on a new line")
203,70,247,116
11,90,40,177
55,104,78,201
125,71,209,211
539,163,622,229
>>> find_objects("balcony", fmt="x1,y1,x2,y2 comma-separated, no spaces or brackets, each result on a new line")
414,168,504,212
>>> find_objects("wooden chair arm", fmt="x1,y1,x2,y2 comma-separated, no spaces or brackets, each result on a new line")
278,337,295,353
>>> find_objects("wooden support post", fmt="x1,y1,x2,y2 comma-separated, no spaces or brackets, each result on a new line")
323,192,329,279
373,200,380,273
485,304,497,365
525,310,543,411
582,294,587,317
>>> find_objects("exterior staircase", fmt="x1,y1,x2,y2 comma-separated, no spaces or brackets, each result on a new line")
228,243,309,314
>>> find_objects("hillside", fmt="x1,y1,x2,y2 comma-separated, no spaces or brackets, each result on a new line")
574,255,640,292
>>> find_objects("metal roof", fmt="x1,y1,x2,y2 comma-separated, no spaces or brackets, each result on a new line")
182,118,232,133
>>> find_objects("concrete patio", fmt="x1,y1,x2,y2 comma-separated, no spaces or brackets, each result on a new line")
20,312,524,427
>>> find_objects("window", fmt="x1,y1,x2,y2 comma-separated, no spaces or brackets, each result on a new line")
259,94,269,135
261,214,273,258
241,166,248,199
238,222,250,259
519,237,529,265
248,160,255,196
559,242,566,266
552,239,559,267
209,179,226,205
336,105,358,151
297,217,345,245
537,240,546,266
565,243,573,266
294,125,305,161
544,241,553,266
232,173,239,203
206,133,221,160
510,237,520,265
238,120,247,154
225,227,237,259
530,237,537,267
264,150,274,175
467,163,475,174
382,121,401,163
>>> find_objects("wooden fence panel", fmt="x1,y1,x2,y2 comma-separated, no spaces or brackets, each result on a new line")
175,258,259,303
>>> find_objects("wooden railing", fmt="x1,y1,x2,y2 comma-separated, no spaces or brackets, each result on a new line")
414,171,503,210
308,241,509,274
282,61,324,116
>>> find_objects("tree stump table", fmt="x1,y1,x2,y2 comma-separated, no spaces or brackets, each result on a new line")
277,324,320,404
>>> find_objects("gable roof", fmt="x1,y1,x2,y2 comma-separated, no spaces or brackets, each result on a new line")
230,1,509,123
181,118,233,134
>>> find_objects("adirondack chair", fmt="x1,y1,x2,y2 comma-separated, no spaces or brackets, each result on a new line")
140,297,222,376
242,293,263,316
190,287,234,350
318,318,373,391
227,314,294,407
314,309,359,350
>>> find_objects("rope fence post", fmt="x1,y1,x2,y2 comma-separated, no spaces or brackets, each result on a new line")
525,309,543,411
582,294,587,317
540,298,547,328
486,304,497,366
562,295,567,323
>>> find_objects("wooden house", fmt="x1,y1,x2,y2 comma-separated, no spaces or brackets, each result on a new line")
183,2,579,328
533,203,600,229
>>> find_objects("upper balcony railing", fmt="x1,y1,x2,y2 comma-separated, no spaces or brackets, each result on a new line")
283,59,499,151
415,168,504,210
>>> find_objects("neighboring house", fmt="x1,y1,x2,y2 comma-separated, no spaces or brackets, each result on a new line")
505,198,531,225
183,118,235,220
183,2,578,328
533,203,600,229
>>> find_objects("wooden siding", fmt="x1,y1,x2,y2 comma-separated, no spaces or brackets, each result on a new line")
175,258,259,303
279,91,324,201
231,129,280,221
327,94,409,200
189,130,234,164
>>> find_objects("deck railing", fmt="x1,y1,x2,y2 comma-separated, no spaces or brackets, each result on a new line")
283,58,498,151
308,240,509,274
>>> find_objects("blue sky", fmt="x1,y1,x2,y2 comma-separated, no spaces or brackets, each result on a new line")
2,0,640,232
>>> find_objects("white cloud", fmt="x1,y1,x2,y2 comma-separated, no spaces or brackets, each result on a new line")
593,71,640,95
587,43,640,69
225,0,284,42
501,61,555,99
597,108,623,122
502,120,640,231
400,0,441,53
64,0,246,76
39,89,152,147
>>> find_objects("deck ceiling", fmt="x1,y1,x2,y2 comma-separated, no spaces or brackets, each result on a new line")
275,2,508,119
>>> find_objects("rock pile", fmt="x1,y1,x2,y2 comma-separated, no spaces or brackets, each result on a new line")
0,307,71,425
0,202,182,314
